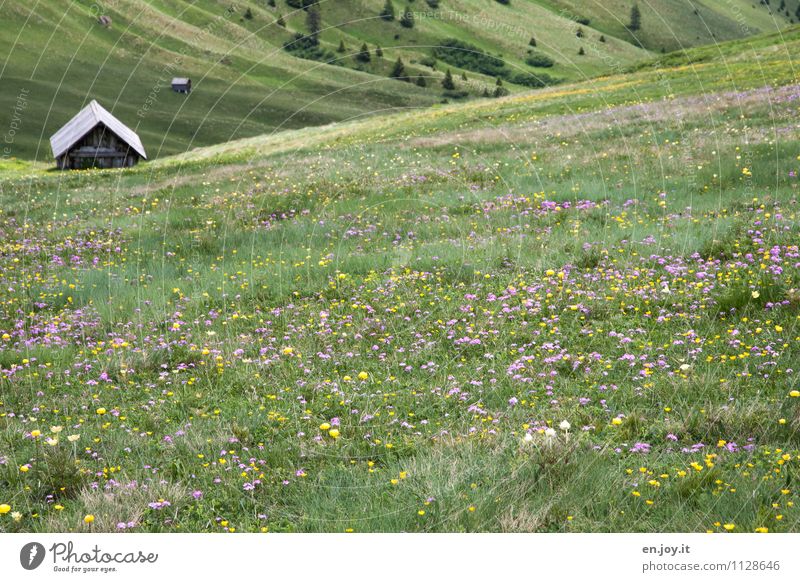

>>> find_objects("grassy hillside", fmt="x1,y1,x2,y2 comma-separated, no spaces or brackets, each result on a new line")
537,0,800,52
1,27,799,533
1,0,796,162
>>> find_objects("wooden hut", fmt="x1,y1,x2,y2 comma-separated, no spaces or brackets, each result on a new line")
171,77,192,94
50,100,146,170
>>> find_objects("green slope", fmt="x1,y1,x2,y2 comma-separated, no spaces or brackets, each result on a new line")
535,0,800,51
0,0,795,162
1,26,799,534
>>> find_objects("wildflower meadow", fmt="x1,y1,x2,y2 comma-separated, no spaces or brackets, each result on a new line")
1,28,800,534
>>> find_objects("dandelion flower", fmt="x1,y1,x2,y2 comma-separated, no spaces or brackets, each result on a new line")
358,371,369,381
789,390,800,398
83,514,95,524
0,504,10,514
328,429,340,439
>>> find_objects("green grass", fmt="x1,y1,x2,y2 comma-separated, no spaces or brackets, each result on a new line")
0,25,800,533
1,0,794,162
535,0,800,52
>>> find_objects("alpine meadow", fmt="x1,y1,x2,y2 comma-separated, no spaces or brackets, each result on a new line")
1,1,800,536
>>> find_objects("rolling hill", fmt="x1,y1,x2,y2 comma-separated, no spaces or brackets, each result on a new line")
1,0,799,162
1,25,799,532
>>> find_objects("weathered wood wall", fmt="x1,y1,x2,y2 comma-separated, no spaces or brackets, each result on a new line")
57,124,141,169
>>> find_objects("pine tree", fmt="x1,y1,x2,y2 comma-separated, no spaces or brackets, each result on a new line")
529,36,536,47
306,5,322,42
244,7,253,19
380,0,395,21
400,6,414,28
375,45,384,57
416,75,427,87
578,46,585,55
493,78,507,97
442,69,455,90
390,57,407,79
337,40,346,53
356,43,371,62
629,4,641,31
276,13,286,27
268,0,276,6
599,35,606,42
400,6,415,28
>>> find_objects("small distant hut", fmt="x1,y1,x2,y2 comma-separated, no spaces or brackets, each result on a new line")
50,100,146,170
171,77,192,94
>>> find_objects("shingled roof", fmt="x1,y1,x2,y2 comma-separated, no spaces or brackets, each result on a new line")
50,100,147,160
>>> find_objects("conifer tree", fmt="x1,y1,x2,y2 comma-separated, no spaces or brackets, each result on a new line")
400,6,415,28
390,57,407,79
629,4,641,31
380,0,396,21
356,43,371,62
442,69,455,90
306,4,322,42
